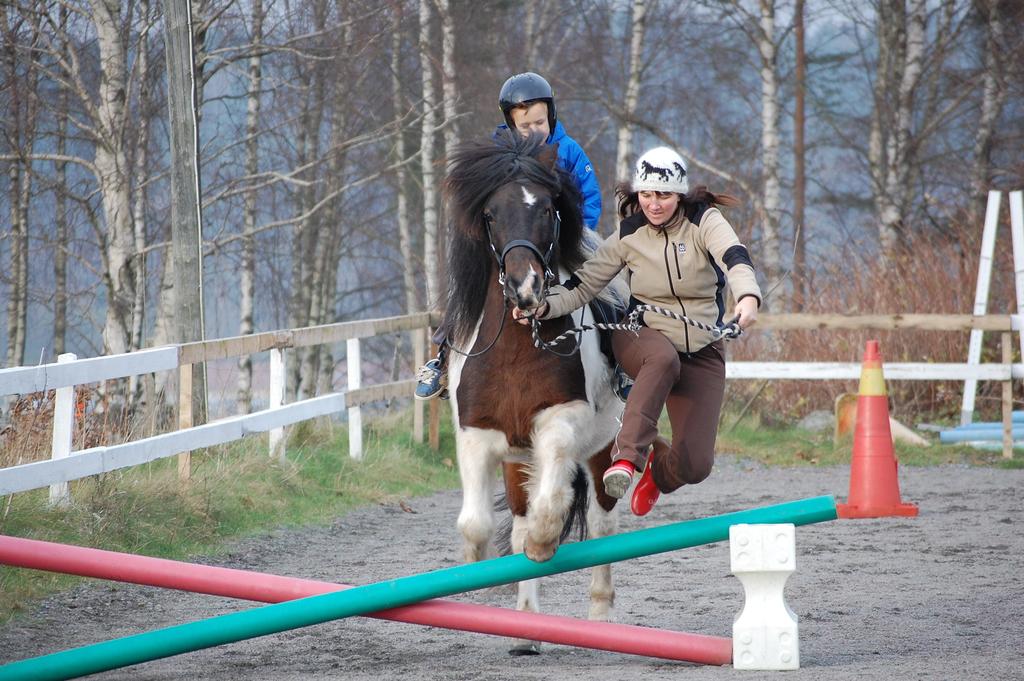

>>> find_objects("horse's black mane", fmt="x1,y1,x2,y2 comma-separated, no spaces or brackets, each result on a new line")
443,130,586,345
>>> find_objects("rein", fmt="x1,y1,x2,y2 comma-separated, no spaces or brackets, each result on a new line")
529,304,743,358
444,297,511,358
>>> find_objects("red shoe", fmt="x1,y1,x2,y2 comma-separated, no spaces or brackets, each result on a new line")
630,440,667,516
602,460,636,499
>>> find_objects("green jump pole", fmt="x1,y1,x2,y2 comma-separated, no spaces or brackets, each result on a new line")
0,495,837,681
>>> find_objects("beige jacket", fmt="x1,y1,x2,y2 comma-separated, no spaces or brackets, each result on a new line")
543,206,762,353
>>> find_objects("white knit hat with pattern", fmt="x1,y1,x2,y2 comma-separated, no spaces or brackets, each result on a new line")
632,147,689,194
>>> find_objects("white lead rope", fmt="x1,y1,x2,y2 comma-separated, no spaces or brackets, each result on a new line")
530,304,742,357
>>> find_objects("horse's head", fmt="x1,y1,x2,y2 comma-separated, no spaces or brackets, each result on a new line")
444,131,586,342
481,166,561,310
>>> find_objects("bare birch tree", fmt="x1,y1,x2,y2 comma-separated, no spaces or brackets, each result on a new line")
419,0,440,308
2,4,38,367
53,5,70,357
792,0,806,310
313,0,362,396
868,0,927,253
685,0,784,288
523,0,548,68
237,0,265,413
615,0,646,182
128,0,154,404
969,0,1007,224
392,4,419,315
2,28,24,367
436,0,458,157
90,0,138,357
754,0,782,291
289,0,329,401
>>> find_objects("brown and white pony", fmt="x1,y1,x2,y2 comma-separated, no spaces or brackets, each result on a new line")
442,131,625,653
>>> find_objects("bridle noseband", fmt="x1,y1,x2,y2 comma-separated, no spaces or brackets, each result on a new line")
484,209,561,290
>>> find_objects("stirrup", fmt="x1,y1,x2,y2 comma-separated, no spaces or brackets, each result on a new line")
613,365,634,402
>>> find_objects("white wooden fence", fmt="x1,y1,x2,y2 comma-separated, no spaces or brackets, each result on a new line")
0,312,1020,502
0,313,436,501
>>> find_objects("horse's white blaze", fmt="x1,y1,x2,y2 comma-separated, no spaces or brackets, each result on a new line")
521,186,537,206
516,265,539,302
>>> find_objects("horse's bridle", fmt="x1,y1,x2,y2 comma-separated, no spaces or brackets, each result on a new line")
483,209,561,290
445,210,562,360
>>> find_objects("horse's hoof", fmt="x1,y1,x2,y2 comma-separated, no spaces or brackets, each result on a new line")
508,641,541,656
588,601,613,621
524,539,557,562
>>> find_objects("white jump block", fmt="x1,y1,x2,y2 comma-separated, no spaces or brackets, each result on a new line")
730,523,799,670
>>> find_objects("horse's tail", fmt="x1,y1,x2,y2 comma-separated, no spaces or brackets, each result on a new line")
561,464,590,544
493,465,590,556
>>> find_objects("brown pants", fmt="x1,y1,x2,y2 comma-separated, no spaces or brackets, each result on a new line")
611,327,725,494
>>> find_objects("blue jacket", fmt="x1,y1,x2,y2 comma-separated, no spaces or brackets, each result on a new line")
494,121,602,231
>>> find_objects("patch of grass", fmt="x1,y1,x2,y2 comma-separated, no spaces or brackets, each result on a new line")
0,407,459,623
711,410,1017,467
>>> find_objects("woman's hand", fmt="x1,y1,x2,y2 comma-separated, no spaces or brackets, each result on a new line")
733,296,759,329
512,302,548,326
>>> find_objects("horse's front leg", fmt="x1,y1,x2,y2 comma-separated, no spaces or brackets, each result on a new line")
455,426,506,562
585,443,619,621
504,462,543,655
524,403,591,562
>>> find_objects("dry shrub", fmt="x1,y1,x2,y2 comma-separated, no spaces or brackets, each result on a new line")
729,210,1019,425
0,384,173,468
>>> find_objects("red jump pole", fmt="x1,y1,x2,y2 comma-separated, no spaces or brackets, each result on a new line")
0,535,731,665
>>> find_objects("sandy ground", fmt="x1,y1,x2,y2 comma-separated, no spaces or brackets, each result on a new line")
1,455,1022,680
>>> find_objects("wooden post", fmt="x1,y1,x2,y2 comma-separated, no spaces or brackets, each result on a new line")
413,328,425,444
428,344,440,450
1009,191,1024,365
178,363,192,481
48,353,77,507
1002,332,1013,460
269,348,285,462
429,402,441,449
962,190,1002,425
347,338,363,460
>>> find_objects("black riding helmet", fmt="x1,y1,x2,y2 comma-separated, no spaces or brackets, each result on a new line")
498,72,557,133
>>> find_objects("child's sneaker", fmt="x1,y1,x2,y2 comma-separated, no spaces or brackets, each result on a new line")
415,359,447,400
602,460,636,499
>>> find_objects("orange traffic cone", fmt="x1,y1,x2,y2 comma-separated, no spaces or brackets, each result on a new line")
836,340,919,519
